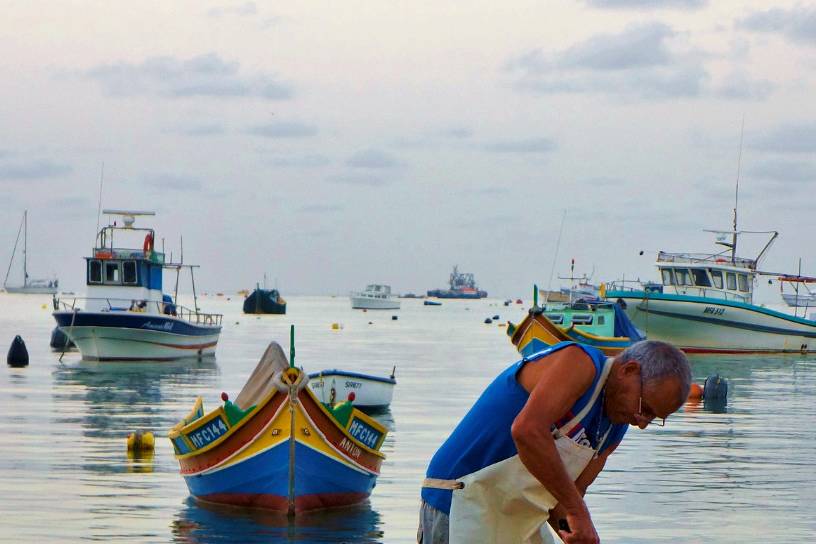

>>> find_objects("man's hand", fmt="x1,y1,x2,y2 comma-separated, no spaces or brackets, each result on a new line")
560,505,600,544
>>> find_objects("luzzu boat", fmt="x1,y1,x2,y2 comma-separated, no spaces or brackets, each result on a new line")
169,335,388,513
605,228,816,354
52,210,222,361
507,286,643,357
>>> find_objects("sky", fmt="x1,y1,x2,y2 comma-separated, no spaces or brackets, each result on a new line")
1,0,815,299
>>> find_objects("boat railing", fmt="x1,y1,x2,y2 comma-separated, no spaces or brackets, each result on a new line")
92,247,166,264
53,296,223,326
657,251,756,269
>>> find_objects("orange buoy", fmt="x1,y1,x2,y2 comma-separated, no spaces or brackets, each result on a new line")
687,382,704,401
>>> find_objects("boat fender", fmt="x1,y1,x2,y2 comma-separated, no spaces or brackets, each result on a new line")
143,232,154,257
7,335,28,367
703,374,728,400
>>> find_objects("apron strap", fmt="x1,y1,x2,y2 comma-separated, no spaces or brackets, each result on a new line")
422,477,465,490
556,356,615,436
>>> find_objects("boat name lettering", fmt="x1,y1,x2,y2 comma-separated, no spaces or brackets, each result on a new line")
142,321,174,331
338,437,362,458
348,418,383,450
703,307,725,316
186,416,229,449
345,381,362,389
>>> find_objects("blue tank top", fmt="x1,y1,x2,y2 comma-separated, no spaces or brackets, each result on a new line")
422,341,628,514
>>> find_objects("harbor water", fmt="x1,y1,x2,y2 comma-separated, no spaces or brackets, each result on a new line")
1,293,815,542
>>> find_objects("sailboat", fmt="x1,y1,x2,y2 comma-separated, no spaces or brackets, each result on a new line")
4,210,59,294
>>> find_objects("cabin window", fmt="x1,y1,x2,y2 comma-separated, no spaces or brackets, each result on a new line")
104,261,121,284
738,274,749,292
661,269,675,286
545,313,564,324
726,272,737,290
675,269,693,286
710,270,723,289
597,315,605,325
571,314,593,325
691,269,712,287
88,260,102,284
123,261,137,285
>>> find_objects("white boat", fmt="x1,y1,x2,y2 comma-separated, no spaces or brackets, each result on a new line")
3,210,58,294
350,284,400,310
52,210,222,362
605,228,816,354
308,368,396,410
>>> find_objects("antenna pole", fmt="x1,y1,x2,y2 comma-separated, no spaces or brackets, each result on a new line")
4,213,24,288
289,324,295,368
732,116,745,264
544,210,567,305
95,163,105,244
23,210,27,283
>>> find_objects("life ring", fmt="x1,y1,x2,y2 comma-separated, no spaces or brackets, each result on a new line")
715,258,727,263
143,233,154,256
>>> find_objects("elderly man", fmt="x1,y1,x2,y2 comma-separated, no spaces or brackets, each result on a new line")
419,340,691,544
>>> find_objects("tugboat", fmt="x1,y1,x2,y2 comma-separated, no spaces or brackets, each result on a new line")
52,210,222,361
427,265,487,299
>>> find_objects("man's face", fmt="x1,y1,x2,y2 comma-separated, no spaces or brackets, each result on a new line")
607,361,684,428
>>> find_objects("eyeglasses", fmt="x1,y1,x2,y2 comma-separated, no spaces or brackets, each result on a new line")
637,378,666,427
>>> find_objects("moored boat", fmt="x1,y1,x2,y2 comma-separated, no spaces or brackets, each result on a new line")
169,337,388,514
4,210,58,294
427,265,487,299
350,284,400,310
52,210,222,361
243,284,287,314
308,368,396,410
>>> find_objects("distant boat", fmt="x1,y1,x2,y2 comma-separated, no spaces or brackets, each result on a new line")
52,209,222,361
423,300,442,306
427,265,487,299
350,284,400,310
169,337,388,514
3,210,58,294
308,368,396,411
243,284,286,314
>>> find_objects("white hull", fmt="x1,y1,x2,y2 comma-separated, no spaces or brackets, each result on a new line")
61,326,220,361
614,292,816,353
309,373,395,408
5,285,58,294
350,296,400,310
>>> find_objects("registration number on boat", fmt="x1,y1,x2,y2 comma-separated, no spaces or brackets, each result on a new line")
185,416,229,449
703,307,725,316
348,417,383,450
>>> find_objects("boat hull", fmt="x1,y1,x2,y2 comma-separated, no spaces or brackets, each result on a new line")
426,289,487,299
350,296,400,310
53,311,221,361
308,371,396,409
173,380,385,514
243,289,286,314
608,290,816,353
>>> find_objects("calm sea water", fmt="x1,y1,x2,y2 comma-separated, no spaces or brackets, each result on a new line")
1,293,815,543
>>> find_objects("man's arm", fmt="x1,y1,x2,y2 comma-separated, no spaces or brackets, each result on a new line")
512,346,599,543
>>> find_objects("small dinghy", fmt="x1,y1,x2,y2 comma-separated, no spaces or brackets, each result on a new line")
308,368,396,411
169,330,388,514
423,300,442,306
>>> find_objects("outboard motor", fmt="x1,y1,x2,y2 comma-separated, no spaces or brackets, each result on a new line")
7,335,29,367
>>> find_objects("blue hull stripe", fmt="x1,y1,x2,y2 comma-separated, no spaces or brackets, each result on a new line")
608,291,816,327
184,441,376,498
53,312,220,336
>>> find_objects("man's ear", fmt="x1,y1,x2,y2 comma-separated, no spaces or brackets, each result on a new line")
621,360,640,376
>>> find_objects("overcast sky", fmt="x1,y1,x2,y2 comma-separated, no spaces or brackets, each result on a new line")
1,1,814,299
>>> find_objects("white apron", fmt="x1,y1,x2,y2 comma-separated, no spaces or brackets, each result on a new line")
426,357,614,544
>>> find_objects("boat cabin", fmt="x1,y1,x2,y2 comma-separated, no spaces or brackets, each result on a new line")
655,251,755,303
361,284,393,298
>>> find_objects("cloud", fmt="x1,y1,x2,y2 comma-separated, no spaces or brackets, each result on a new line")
585,0,706,9
143,173,202,192
271,154,330,167
328,173,390,186
749,123,816,153
297,204,342,213
346,149,399,168
166,123,226,137
85,53,292,100
748,160,816,183
739,7,816,45
483,138,556,154
246,121,317,138
714,71,773,100
208,2,257,17
0,159,72,180
507,22,709,99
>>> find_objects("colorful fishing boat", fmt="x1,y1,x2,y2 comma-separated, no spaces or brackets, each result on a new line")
507,285,643,357
52,210,222,361
169,333,388,514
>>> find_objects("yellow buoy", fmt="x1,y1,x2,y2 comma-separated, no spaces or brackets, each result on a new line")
331,323,341,330
127,431,155,452
41,304,47,309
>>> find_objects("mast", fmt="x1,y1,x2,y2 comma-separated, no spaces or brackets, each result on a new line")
23,210,28,284
4,212,25,288
732,117,745,264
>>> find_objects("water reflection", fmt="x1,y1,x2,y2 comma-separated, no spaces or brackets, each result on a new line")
173,498,384,543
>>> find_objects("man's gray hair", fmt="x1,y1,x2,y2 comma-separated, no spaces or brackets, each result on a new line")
617,340,691,401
